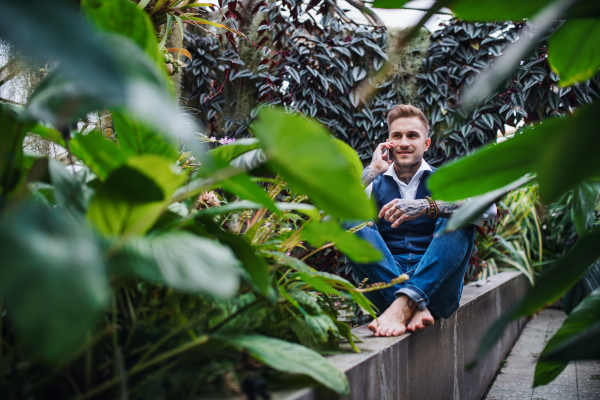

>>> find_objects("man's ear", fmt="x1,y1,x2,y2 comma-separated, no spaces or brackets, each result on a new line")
424,137,432,151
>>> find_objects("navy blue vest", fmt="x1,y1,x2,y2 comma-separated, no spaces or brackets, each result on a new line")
372,169,438,255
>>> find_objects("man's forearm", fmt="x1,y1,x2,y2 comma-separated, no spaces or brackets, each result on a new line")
361,166,381,187
434,200,465,218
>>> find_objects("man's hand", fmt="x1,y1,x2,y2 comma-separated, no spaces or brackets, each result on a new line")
361,142,393,187
379,199,428,228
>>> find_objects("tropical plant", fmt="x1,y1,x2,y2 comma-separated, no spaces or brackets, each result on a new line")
368,0,600,387
0,0,422,398
417,18,600,164
183,0,431,163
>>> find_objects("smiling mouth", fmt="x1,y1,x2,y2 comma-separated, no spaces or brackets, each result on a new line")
397,151,413,155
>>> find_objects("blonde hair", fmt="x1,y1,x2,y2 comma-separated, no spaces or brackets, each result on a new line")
387,104,430,134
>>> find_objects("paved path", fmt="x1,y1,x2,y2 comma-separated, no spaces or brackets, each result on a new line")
484,308,600,400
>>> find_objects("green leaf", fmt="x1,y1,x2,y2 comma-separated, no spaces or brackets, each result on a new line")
115,232,242,297
0,205,109,361
536,103,600,203
290,314,340,351
209,138,260,163
222,334,350,395
571,180,600,237
442,177,533,233
450,0,600,21
549,20,600,87
429,130,541,201
48,159,94,221
371,0,411,9
538,321,600,364
82,0,164,64
196,216,272,296
535,288,600,386
87,155,186,236
0,104,34,197
0,0,126,107
431,103,600,204
471,225,600,367
112,110,179,160
252,108,376,220
203,153,278,213
301,221,382,263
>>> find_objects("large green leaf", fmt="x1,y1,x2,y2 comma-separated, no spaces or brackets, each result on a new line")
0,0,125,105
536,103,600,203
82,0,163,64
196,216,272,296
431,103,600,204
571,180,600,237
0,105,34,198
301,221,382,263
549,20,600,87
202,153,278,213
222,334,350,395
538,320,600,363
29,126,128,181
209,138,260,163
471,226,600,367
87,155,186,236
429,129,541,201
441,177,533,233
48,159,94,221
371,0,411,9
112,111,179,159
0,205,109,361
115,232,242,297
451,0,600,21
251,108,376,220
535,288,600,386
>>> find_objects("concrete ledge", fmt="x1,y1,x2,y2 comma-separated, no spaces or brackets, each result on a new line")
273,271,529,400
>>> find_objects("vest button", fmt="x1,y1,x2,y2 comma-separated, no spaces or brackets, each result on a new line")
408,242,413,247
407,232,412,236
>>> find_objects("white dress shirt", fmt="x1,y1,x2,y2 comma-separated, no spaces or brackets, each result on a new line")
365,160,496,225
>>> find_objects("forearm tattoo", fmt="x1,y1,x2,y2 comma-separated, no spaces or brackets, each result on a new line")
435,200,465,218
361,166,379,187
393,199,428,218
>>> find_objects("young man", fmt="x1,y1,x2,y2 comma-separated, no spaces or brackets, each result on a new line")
352,104,496,337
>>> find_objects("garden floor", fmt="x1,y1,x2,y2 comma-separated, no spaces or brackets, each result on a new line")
483,308,600,400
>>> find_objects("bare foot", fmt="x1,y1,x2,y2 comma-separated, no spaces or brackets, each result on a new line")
367,295,415,337
406,308,434,332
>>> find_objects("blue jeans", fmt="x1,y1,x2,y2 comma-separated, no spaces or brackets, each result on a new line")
347,218,475,319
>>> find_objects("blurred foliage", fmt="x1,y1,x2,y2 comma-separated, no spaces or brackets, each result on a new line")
0,0,403,398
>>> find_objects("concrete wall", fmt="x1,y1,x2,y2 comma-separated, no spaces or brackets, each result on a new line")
272,271,529,400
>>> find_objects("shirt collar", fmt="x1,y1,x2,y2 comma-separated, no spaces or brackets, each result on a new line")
384,159,432,182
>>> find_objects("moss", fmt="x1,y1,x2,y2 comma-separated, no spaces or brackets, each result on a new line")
385,27,430,109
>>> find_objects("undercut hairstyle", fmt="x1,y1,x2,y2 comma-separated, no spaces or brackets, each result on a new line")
387,104,430,135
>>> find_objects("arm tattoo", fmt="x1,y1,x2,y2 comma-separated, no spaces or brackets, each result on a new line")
393,199,428,218
361,166,379,187
435,200,465,218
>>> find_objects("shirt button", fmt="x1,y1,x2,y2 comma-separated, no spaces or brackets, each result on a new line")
408,242,413,247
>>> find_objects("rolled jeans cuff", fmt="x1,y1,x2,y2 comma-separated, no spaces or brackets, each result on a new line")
394,285,428,310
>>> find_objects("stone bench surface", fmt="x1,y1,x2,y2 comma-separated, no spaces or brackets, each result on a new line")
272,271,529,400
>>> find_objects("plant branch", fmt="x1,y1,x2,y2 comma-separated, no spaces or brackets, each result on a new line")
344,0,385,26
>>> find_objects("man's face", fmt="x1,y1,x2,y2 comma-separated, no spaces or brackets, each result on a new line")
387,117,431,167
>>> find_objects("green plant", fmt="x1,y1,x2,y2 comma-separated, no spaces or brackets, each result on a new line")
370,0,600,387
0,0,417,398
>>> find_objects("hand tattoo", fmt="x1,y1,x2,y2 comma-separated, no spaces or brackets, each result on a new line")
361,166,379,187
380,199,428,227
435,200,465,218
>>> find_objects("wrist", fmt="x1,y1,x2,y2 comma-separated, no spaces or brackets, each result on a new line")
370,163,388,175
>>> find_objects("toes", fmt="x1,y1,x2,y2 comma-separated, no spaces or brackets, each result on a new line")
392,325,406,336
368,320,378,332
